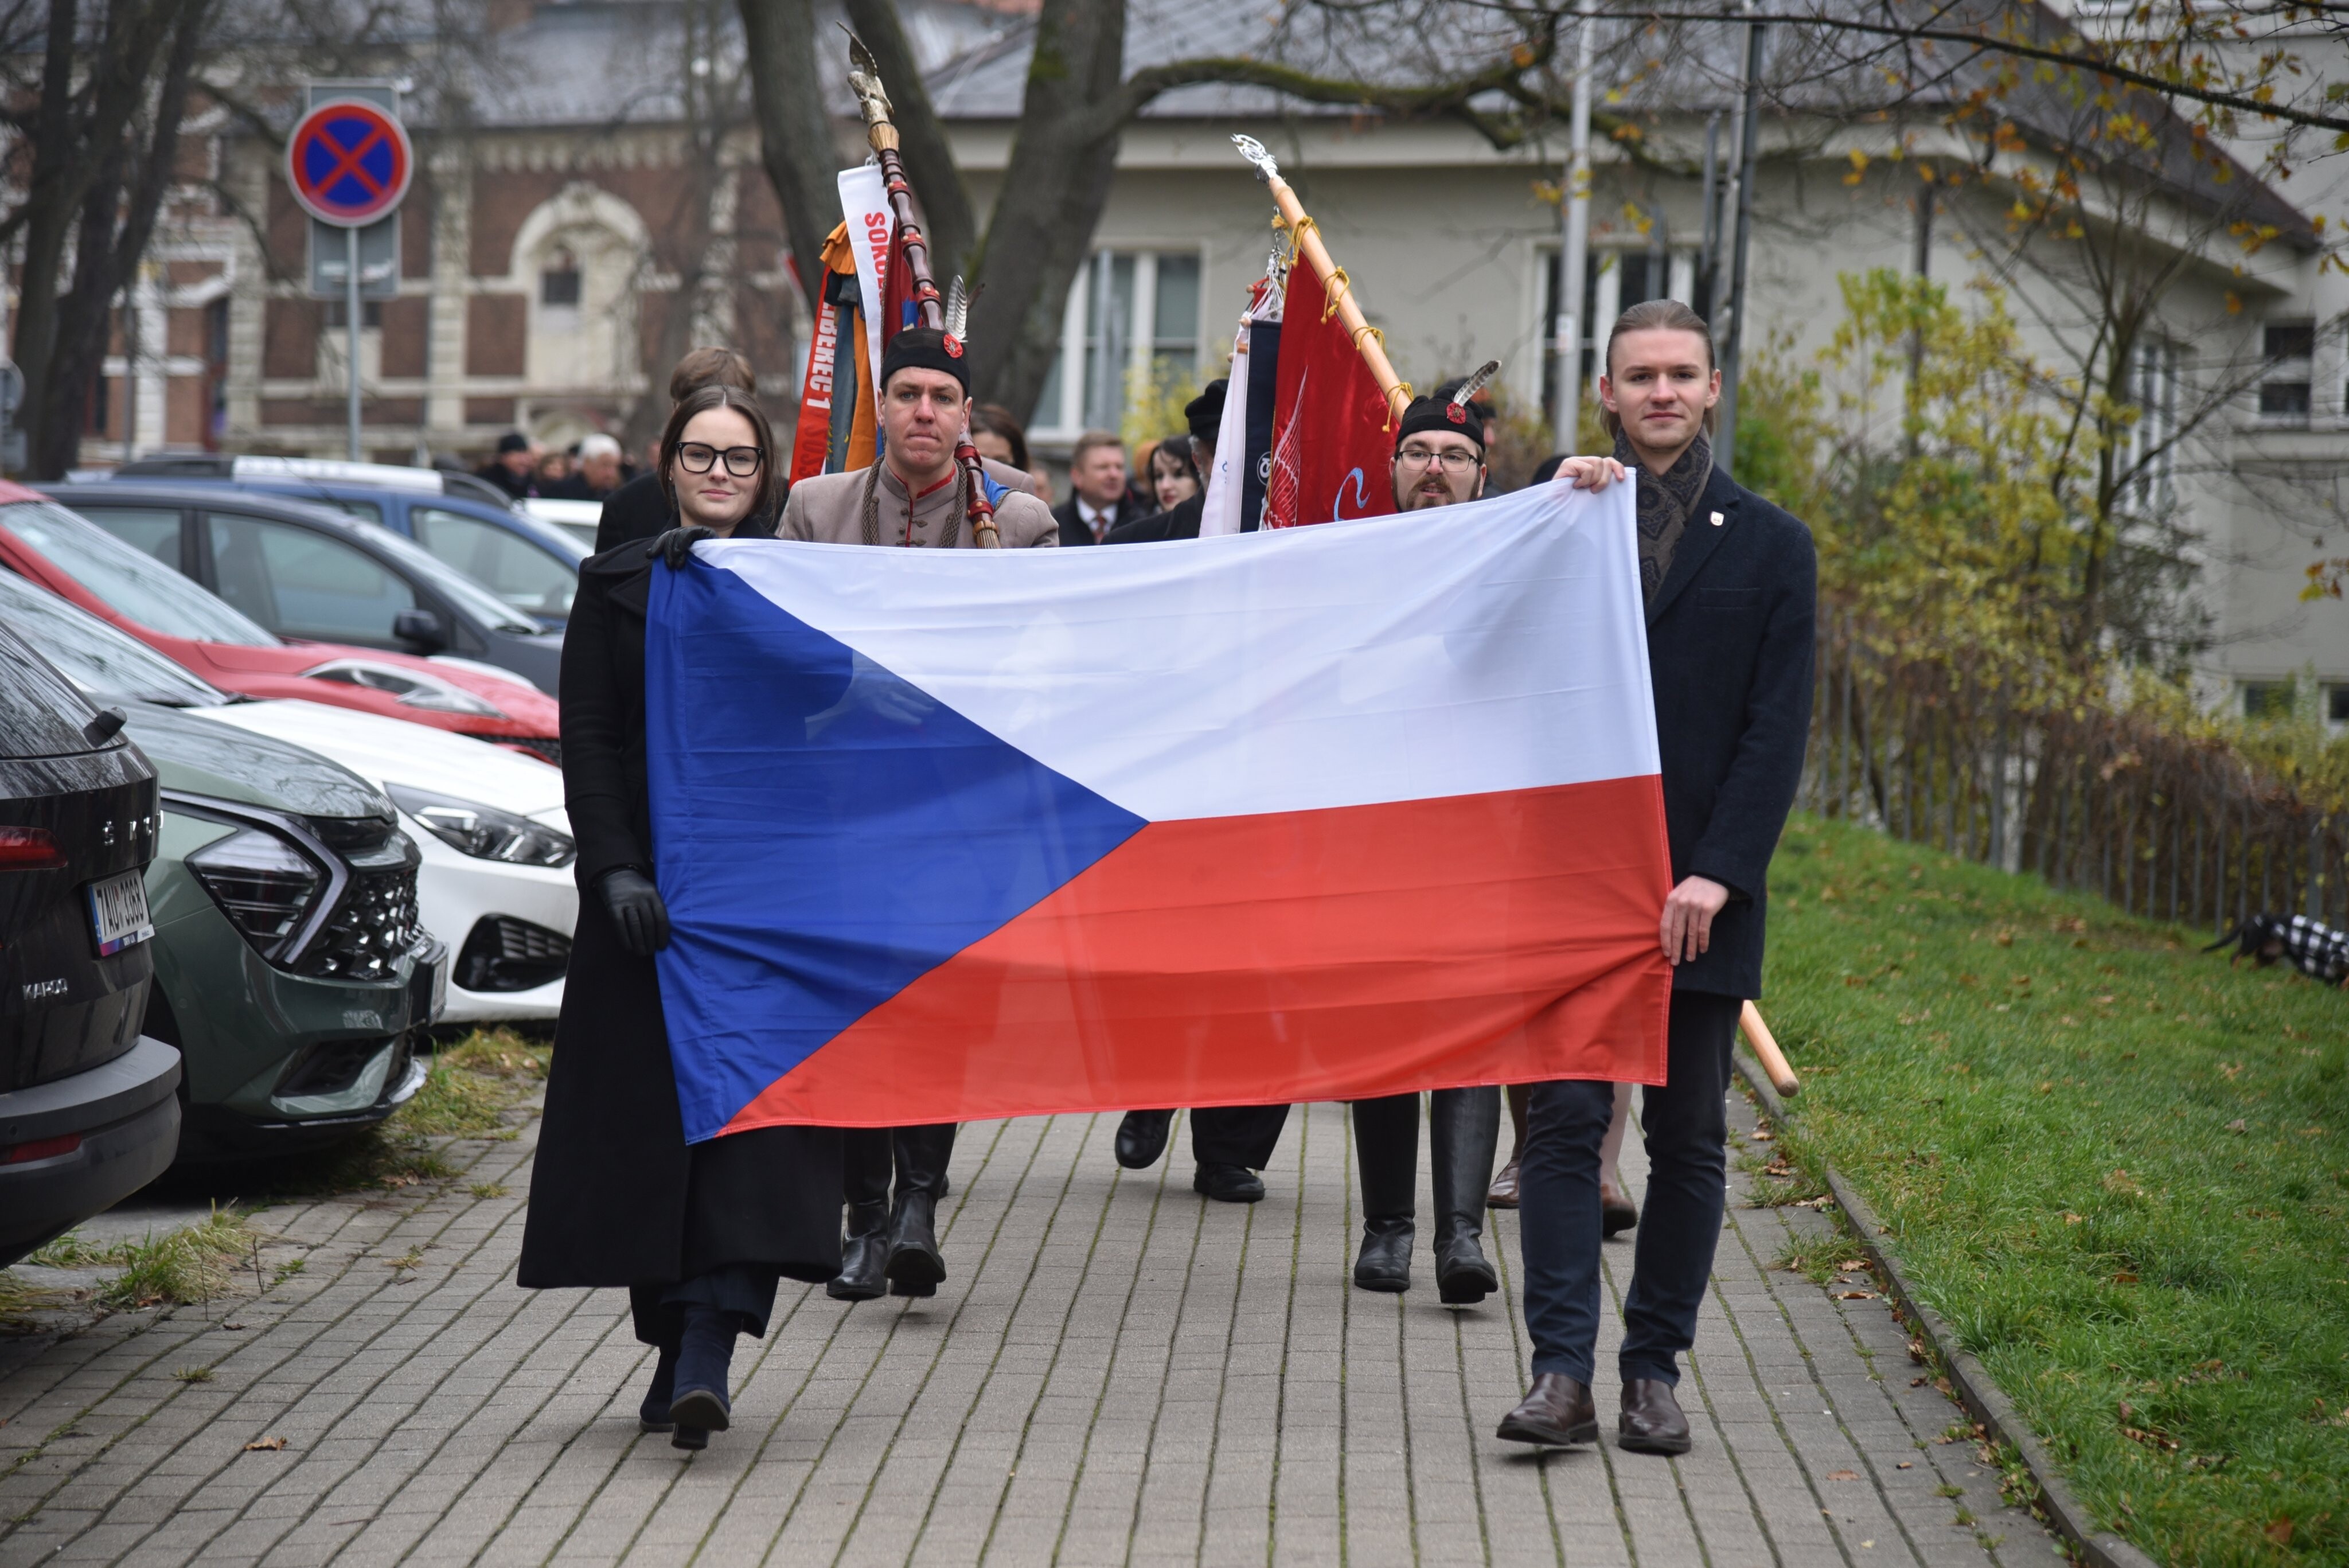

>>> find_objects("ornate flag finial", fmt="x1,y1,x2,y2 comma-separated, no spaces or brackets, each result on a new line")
1231,134,1281,184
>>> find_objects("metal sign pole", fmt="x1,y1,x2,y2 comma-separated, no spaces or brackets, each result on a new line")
346,225,362,459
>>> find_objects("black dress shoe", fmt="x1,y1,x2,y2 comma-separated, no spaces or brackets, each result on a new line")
1496,1374,1598,1446
1600,1179,1640,1238
828,1201,889,1301
884,1189,946,1297
672,1423,709,1451
1352,1217,1414,1292
1193,1162,1265,1203
1618,1377,1692,1454
1432,1219,1498,1305
1116,1110,1174,1169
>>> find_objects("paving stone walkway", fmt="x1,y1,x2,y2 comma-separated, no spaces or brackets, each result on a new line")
0,1088,2066,1567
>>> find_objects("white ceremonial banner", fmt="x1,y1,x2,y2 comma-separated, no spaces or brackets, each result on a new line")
837,164,892,424
1198,307,1254,537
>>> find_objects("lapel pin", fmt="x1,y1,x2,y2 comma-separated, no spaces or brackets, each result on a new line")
1709,510,1724,526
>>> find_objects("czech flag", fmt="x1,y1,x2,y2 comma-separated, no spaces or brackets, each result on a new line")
646,482,1672,1140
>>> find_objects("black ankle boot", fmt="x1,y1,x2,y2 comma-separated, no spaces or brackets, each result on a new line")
639,1340,679,1432
1430,1087,1500,1305
668,1306,735,1442
829,1202,889,1301
1353,1216,1415,1291
884,1189,945,1297
1351,1094,1421,1293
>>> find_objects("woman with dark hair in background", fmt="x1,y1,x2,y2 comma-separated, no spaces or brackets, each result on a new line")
1145,434,1200,515
520,384,838,1453
968,402,1051,504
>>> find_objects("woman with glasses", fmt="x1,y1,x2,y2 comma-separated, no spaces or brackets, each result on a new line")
521,384,842,1453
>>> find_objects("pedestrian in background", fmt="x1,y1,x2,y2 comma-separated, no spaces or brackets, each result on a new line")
477,431,537,500
520,384,838,1454
1052,430,1131,544
1107,382,1223,544
554,432,626,502
1144,433,1200,514
596,347,758,552
1499,299,1815,1458
968,403,1047,500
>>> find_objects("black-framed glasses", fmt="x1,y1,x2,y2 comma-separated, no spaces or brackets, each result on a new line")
1395,446,1480,474
677,443,764,477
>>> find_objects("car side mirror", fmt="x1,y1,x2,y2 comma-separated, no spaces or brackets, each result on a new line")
393,608,447,650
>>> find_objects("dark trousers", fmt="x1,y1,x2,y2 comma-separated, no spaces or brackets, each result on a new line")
842,1123,955,1206
1123,1104,1290,1168
628,1262,781,1345
1518,989,1741,1386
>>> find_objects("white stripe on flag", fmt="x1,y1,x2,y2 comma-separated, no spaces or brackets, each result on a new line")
701,481,1656,823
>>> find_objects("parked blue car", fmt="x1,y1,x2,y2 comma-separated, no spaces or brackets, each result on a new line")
112,457,586,629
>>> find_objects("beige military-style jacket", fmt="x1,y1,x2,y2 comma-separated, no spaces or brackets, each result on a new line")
779,458,1058,549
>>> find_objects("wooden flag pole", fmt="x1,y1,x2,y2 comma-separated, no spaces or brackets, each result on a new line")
1231,136,1411,423
1740,1001,1800,1097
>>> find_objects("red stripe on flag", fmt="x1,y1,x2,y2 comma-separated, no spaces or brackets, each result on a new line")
720,775,1671,1131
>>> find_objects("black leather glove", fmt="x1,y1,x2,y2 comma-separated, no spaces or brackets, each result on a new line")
653,525,716,571
599,867,671,957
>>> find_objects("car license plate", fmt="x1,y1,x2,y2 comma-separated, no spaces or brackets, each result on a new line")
86,869,154,957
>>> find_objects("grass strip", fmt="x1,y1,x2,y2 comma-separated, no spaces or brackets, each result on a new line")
25,1207,261,1309
1765,814,2347,1566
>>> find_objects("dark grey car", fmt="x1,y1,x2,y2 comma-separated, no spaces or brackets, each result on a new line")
0,624,180,1263
41,482,564,697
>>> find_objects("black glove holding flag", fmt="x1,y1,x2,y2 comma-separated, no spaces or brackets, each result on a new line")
652,525,715,571
598,867,670,956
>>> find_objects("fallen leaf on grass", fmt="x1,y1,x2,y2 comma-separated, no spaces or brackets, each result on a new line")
1827,1469,1860,1481
1837,1289,1879,1300
1911,1376,1929,1387
1837,1259,1867,1270
243,1437,287,1452
1750,1130,1774,1141
2063,1211,2085,1224
2112,1271,2140,1285
2266,1519,2294,1546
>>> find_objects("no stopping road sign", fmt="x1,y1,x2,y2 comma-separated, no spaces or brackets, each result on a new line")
287,98,412,227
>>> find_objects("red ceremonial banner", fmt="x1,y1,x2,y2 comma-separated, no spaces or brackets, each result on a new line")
1264,263,1398,529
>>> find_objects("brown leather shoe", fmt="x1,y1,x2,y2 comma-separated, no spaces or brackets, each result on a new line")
1486,1157,1521,1209
1496,1374,1598,1446
1599,1179,1639,1237
1618,1377,1691,1454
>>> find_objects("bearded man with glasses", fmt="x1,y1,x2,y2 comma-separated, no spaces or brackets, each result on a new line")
1329,389,1508,1309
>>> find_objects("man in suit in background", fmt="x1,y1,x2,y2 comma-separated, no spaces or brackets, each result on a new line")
1497,298,1815,1457
1052,431,1131,544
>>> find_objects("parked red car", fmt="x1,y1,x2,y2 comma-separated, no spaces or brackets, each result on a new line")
0,482,560,760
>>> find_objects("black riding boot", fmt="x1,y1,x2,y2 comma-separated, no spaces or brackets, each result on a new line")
829,1201,889,1301
1429,1086,1501,1304
885,1123,955,1297
1351,1094,1420,1292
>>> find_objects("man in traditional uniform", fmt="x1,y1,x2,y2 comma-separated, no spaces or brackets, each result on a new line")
782,326,1056,1304
779,327,1057,551
1336,387,1507,1305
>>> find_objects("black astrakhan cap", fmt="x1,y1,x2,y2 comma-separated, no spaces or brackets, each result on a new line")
1395,394,1486,454
1185,379,1229,442
881,326,970,393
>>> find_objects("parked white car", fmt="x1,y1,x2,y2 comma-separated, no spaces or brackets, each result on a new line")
522,497,603,551
192,700,576,1023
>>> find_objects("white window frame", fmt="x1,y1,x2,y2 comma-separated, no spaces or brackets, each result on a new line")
1031,247,1205,444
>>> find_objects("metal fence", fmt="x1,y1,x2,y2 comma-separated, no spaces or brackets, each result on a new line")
1800,612,2346,934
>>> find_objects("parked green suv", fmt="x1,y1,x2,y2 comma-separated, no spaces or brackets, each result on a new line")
135,703,444,1156
0,570,444,1156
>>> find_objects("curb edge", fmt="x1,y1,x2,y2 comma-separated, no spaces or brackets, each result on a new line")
1733,1047,2165,1568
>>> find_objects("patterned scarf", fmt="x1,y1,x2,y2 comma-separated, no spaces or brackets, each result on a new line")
1613,427,1712,608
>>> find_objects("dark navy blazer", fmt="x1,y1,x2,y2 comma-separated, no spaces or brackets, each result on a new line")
1645,462,1817,999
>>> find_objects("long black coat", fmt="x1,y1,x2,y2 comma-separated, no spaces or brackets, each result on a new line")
1649,463,1817,1000
1103,490,1203,544
518,537,841,1290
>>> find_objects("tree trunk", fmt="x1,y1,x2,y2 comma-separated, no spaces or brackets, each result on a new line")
962,0,1129,418
13,0,91,459
840,0,974,286
32,0,209,479
736,0,844,319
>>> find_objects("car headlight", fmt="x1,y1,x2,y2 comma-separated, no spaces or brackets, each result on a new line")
187,826,326,961
387,783,575,867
